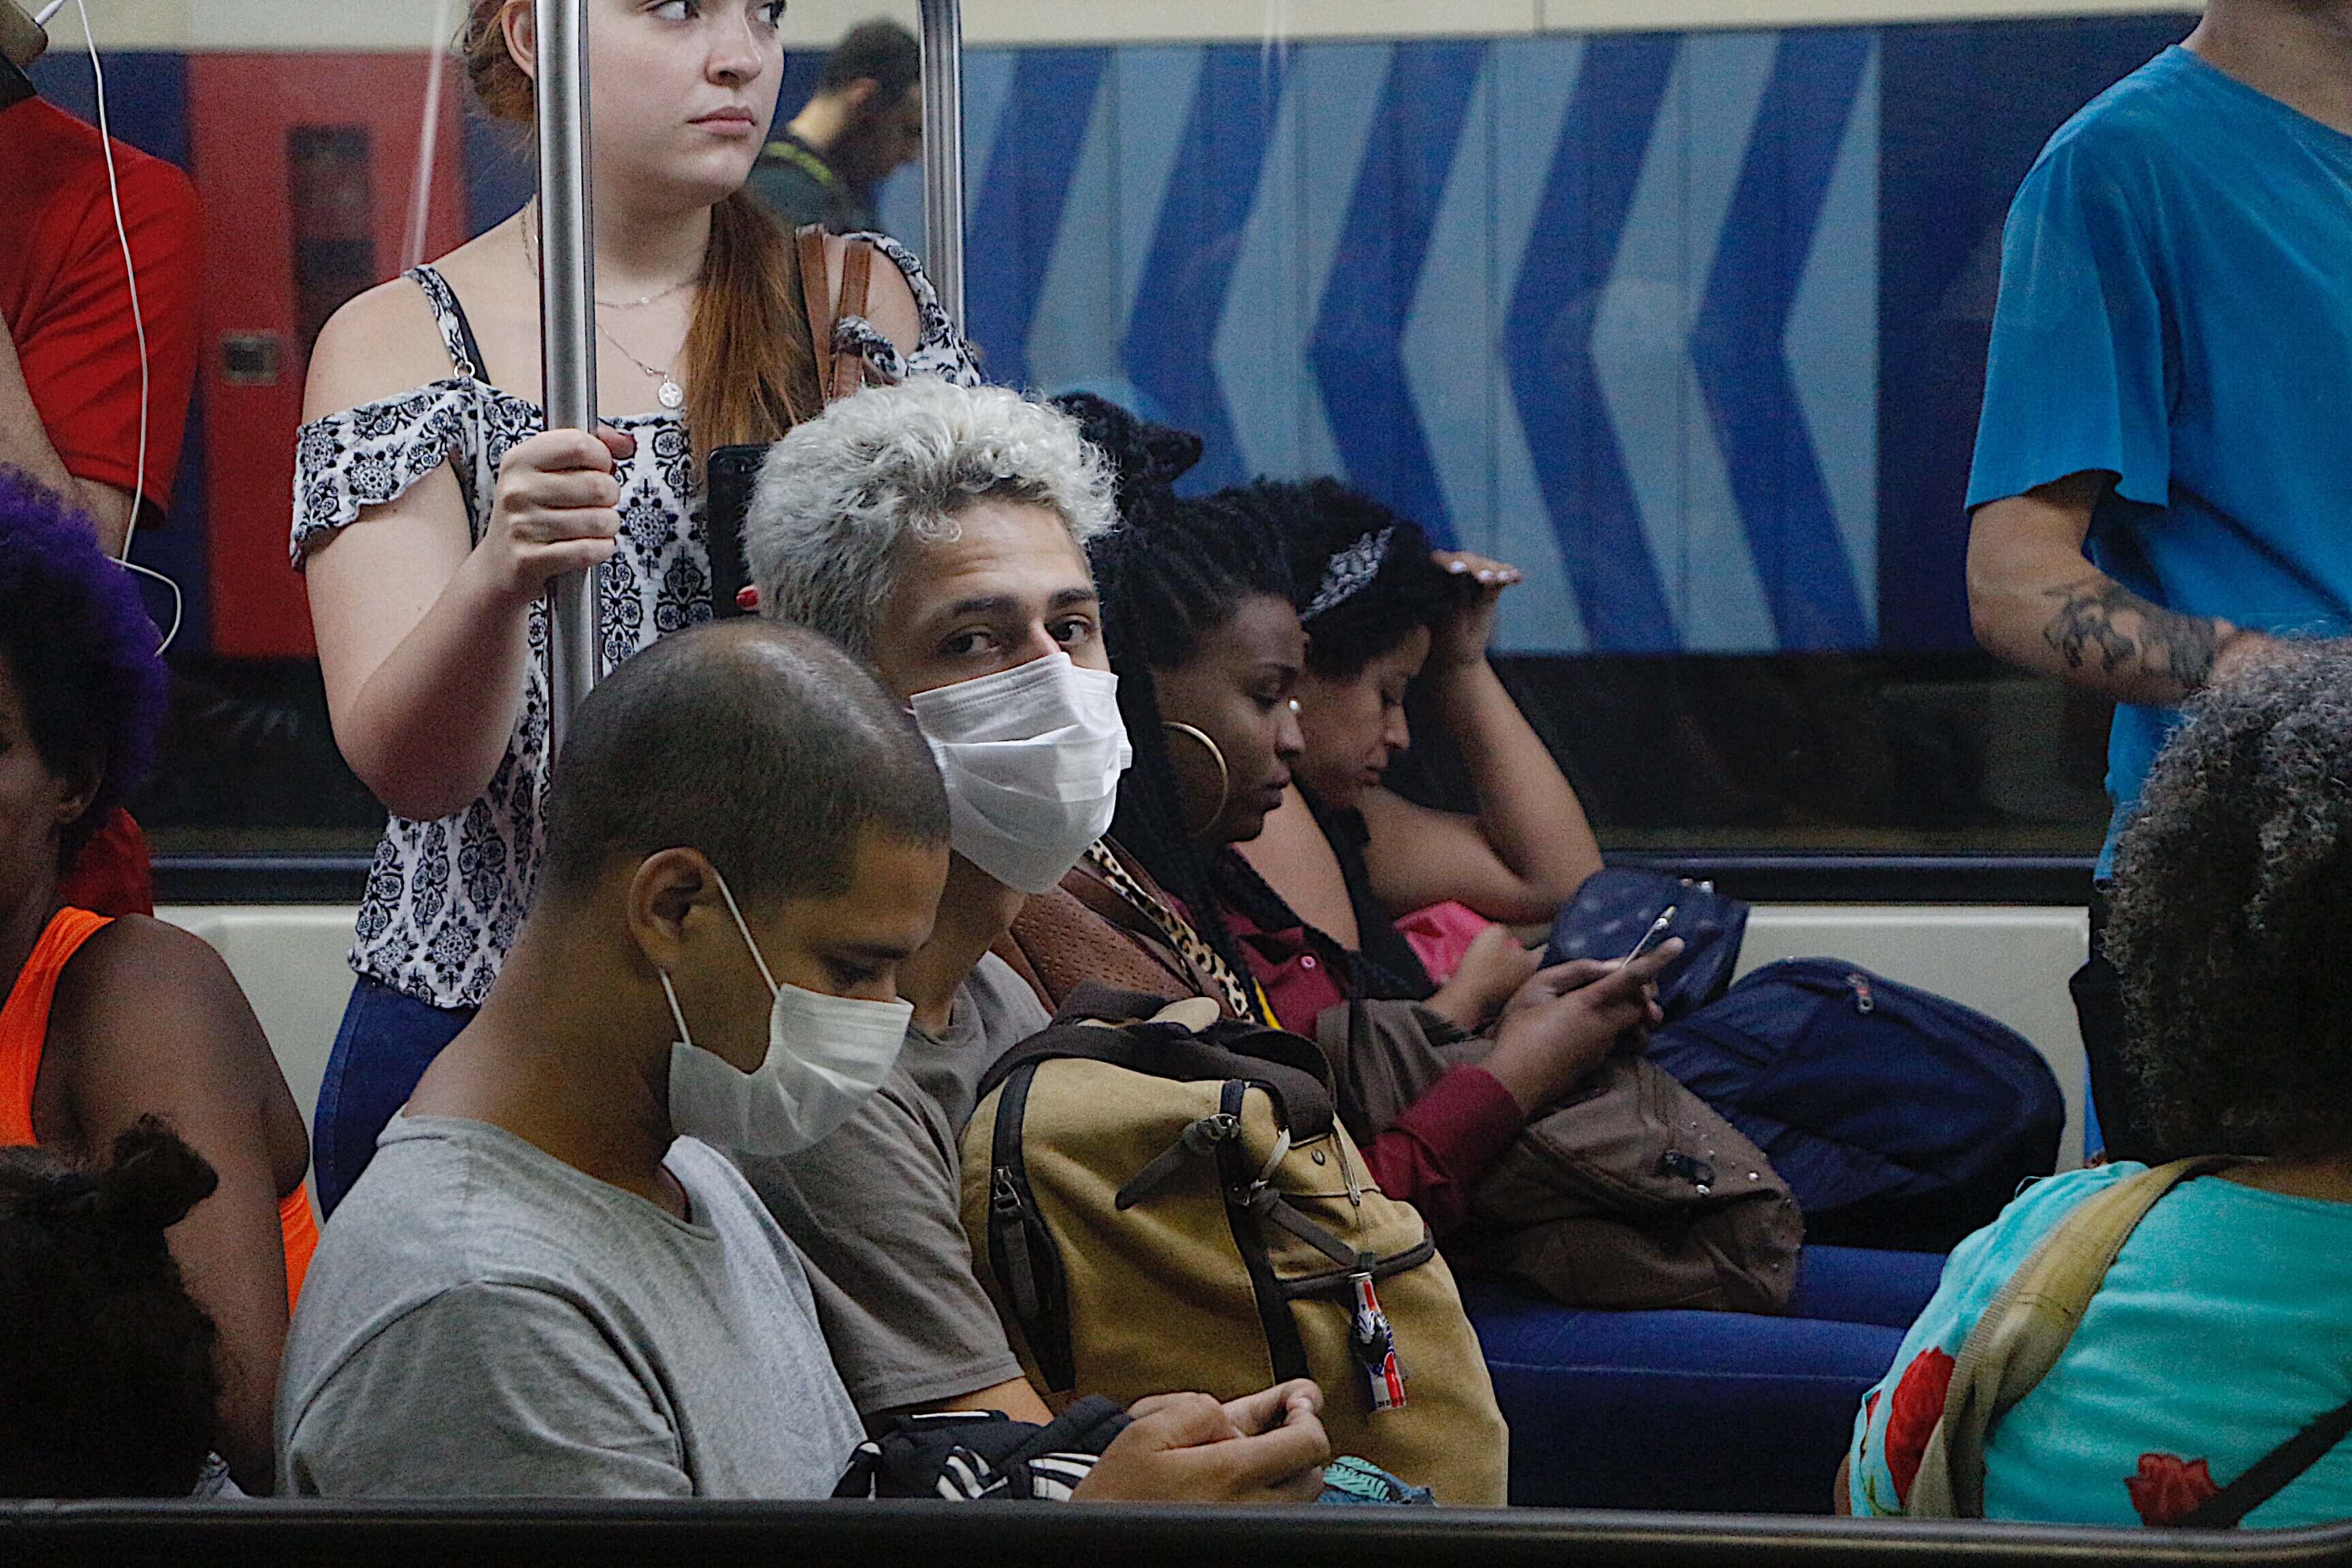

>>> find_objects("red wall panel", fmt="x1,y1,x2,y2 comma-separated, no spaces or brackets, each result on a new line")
189,53,468,659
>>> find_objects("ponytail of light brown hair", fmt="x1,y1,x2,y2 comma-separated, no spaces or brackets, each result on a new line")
459,0,823,455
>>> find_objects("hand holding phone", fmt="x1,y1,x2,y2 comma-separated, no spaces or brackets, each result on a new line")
1619,905,1678,966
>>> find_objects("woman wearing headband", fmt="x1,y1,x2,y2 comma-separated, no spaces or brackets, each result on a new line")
1221,478,1602,1034
291,0,973,1213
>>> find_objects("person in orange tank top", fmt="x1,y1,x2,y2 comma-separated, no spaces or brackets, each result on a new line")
0,469,313,1492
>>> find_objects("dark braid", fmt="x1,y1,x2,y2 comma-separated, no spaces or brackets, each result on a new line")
1051,395,1294,1008
1091,496,1293,1009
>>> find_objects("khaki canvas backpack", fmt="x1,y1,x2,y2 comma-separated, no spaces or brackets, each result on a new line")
959,987,1509,1505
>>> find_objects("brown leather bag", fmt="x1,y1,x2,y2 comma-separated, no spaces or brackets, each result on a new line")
1319,999,1803,1313
998,845,1243,1019
796,224,877,405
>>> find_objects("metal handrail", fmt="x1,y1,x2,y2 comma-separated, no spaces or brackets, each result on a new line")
535,0,600,755
917,0,965,330
534,0,958,747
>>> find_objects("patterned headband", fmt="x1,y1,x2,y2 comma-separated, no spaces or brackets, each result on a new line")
1304,527,1394,621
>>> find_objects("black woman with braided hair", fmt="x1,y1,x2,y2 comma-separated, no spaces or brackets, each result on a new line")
1041,395,1673,1241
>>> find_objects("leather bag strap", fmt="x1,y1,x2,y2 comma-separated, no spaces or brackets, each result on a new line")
795,224,838,397
828,238,875,403
975,1017,1337,1141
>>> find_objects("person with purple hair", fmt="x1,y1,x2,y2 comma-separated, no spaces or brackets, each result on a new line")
0,466,314,1493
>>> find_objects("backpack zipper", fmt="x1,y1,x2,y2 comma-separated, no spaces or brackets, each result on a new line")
985,1063,1075,1392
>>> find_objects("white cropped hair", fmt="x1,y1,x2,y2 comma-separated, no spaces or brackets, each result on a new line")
743,378,1120,659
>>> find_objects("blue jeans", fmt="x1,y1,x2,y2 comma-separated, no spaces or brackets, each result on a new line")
1464,1245,1945,1512
314,977,474,1215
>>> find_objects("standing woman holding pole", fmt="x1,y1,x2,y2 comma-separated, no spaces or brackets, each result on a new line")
294,0,972,1213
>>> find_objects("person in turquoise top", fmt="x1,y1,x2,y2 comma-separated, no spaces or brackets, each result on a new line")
1843,653,2352,1530
1964,0,2352,1160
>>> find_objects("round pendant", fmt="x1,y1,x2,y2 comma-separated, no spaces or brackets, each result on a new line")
658,378,685,410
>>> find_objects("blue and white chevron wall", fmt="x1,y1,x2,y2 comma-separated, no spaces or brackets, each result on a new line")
882,31,1884,655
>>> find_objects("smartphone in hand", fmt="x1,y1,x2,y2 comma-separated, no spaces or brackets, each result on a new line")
1619,905,1678,966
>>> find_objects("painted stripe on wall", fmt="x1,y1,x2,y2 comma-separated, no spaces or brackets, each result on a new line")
964,48,1110,391
1690,29,1874,650
1309,39,1486,546
1215,40,1391,484
1123,42,1293,489
1505,34,1680,651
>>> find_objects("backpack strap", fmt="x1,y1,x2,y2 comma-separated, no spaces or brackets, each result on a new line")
975,1011,1337,1143
2176,1394,2352,1529
1908,1156,2245,1518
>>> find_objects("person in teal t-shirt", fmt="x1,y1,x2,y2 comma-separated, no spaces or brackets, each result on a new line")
1963,0,2352,1160
1845,654,2352,1529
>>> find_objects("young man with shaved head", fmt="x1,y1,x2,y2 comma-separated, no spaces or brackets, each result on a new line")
277,620,1328,1501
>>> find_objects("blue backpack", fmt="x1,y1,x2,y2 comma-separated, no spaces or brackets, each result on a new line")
1645,961,2063,1253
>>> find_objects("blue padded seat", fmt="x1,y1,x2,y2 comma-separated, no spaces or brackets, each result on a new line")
1463,1246,1946,1514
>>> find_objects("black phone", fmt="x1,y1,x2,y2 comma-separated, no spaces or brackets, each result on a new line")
702,444,766,618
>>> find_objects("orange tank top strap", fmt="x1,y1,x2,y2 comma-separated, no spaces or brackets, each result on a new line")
278,1184,319,1310
0,907,114,1147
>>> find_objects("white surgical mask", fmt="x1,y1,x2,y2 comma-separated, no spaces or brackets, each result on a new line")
660,869,912,1158
909,652,1132,895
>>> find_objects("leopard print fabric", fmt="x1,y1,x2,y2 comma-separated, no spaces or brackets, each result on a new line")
1082,840,1264,1024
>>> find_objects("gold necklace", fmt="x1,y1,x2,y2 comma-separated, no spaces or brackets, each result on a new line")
600,273,698,310
597,318,686,410
521,207,689,410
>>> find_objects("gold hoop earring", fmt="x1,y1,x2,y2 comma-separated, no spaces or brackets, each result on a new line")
1161,722,1230,830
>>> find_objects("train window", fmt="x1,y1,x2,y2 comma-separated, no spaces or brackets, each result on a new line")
287,126,378,361
27,0,2192,892
941,0,2200,872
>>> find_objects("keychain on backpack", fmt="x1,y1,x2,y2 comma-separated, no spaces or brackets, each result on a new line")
1348,1268,1407,1413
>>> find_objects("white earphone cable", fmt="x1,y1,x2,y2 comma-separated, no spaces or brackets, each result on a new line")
400,0,455,272
71,0,180,653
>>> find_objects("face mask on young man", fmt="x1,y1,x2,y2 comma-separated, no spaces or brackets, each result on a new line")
908,651,1132,894
660,868,913,1158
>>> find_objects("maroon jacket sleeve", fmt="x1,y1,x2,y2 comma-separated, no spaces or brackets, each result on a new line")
1358,1064,1523,1239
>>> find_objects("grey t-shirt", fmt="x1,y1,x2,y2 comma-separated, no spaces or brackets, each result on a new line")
278,1116,864,1499
740,953,1051,1416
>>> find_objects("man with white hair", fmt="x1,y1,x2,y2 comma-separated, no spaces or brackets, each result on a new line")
740,379,1130,1428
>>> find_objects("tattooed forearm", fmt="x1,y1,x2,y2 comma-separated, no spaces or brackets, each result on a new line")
2041,576,2225,692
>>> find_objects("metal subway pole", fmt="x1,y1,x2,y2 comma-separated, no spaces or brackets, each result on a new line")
917,0,965,331
536,0,600,757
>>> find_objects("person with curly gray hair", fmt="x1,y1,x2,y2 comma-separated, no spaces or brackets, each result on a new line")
2106,653,2352,1162
1844,652,2352,1528
740,378,1264,1436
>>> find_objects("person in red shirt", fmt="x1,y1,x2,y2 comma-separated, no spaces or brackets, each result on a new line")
0,5,203,917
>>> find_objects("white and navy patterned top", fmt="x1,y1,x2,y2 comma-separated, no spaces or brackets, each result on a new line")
291,237,975,1009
